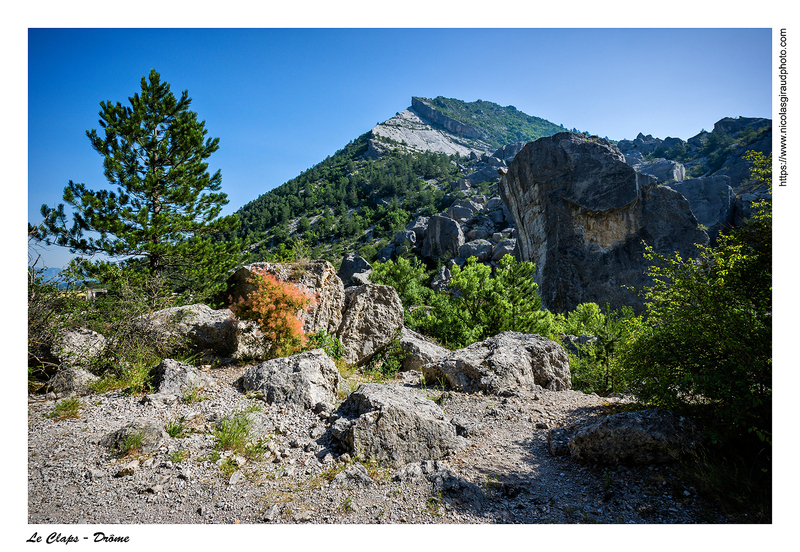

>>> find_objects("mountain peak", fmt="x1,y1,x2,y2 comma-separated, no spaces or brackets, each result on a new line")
366,96,565,159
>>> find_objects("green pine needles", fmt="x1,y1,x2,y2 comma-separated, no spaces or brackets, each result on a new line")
39,69,244,301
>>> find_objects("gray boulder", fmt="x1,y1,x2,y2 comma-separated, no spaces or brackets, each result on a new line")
447,199,483,222
398,327,449,372
421,215,465,262
329,463,374,489
466,227,491,241
137,304,236,356
240,349,340,409
458,239,493,262
331,383,461,467
337,254,373,287
41,367,98,398
491,239,517,262
422,332,571,394
99,420,167,456
565,409,700,465
51,327,107,369
392,230,417,247
667,176,736,243
336,284,404,366
148,358,216,398
405,216,430,242
500,132,708,313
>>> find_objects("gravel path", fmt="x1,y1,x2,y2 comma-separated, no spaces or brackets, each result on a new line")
28,363,729,525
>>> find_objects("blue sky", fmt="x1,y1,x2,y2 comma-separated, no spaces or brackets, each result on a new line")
26,27,773,268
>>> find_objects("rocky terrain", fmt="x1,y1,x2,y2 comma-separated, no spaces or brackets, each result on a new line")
28,360,728,525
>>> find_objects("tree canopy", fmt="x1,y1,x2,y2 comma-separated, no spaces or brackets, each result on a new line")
39,70,244,299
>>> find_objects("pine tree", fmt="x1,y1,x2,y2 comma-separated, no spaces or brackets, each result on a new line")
40,70,244,300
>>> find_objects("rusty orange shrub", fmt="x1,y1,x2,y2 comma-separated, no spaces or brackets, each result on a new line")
229,269,316,358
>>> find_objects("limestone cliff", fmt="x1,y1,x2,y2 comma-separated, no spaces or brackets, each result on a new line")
500,132,709,313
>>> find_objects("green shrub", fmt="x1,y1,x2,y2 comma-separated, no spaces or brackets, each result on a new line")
554,302,641,395
408,255,554,349
619,151,771,443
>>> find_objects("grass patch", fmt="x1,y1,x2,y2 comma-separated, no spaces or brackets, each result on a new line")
116,429,146,457
182,386,209,404
44,397,82,420
168,449,189,463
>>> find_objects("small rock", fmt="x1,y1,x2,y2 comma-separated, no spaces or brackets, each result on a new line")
115,460,139,477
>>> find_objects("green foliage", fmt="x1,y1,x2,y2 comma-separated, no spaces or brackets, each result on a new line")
27,244,192,392
44,397,82,420
408,255,553,349
38,70,245,302
304,330,346,361
619,151,771,443
422,96,565,149
553,303,641,395
363,329,408,381
369,256,433,313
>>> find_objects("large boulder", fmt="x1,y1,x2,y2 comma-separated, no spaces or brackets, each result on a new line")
41,368,98,398
500,132,708,313
224,261,345,336
447,199,483,222
667,176,737,243
398,327,449,372
421,215,465,262
335,284,404,366
331,383,462,466
458,239,494,262
240,349,340,409
337,254,373,287
137,304,236,356
51,327,107,369
149,358,216,397
560,409,700,466
422,332,571,394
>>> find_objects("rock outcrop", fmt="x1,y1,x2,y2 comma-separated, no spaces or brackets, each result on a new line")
51,327,107,369
335,284,404,366
331,383,462,466
667,176,737,243
41,367,98,398
550,409,700,466
337,254,373,287
398,327,450,372
137,304,236,356
147,358,216,403
500,132,708,313
421,214,465,262
422,332,571,394
240,349,341,409
224,261,345,336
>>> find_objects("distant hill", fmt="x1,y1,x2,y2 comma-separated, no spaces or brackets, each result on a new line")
229,96,567,265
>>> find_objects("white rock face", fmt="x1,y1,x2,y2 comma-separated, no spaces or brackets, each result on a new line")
370,109,486,157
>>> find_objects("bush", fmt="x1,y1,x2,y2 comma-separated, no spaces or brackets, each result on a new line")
407,255,554,350
27,254,191,393
619,151,771,443
553,302,641,395
229,268,315,359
